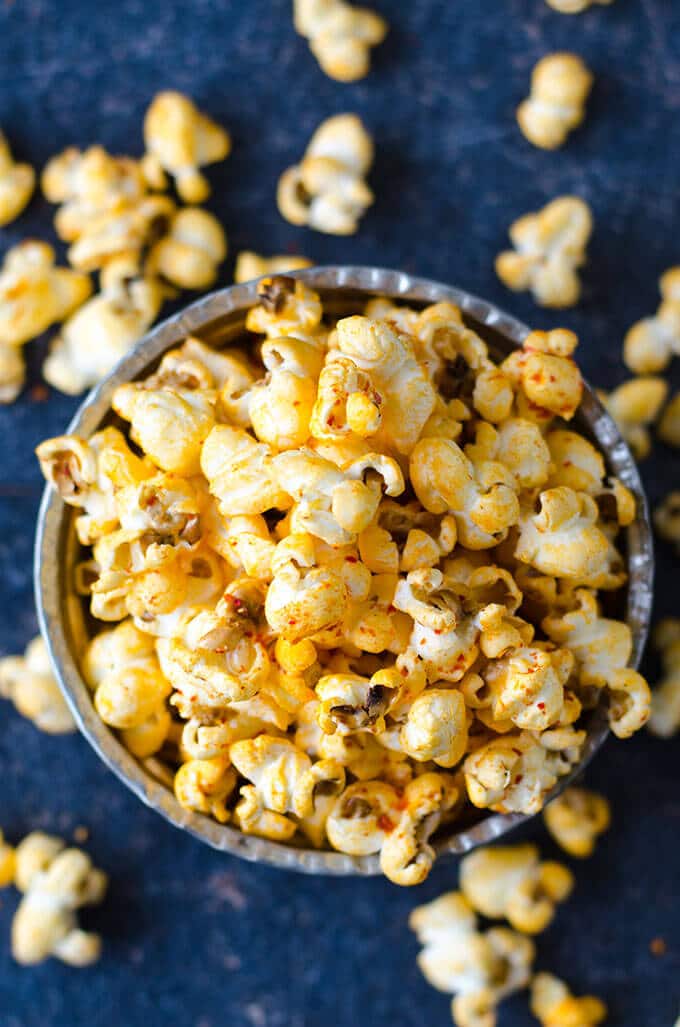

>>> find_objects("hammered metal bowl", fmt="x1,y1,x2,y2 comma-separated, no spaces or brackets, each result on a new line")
34,267,654,875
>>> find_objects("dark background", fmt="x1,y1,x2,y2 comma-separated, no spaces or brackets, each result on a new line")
0,1,679,1024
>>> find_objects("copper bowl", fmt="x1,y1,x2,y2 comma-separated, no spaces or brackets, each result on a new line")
34,266,654,875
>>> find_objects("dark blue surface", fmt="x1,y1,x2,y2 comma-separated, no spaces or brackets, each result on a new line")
0,2,679,1025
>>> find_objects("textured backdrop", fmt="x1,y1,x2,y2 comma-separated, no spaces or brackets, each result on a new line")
0,1,679,1025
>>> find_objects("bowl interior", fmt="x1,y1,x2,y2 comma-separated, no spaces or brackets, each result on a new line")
35,267,654,875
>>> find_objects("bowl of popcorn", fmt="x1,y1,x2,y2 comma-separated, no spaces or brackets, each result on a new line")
34,266,654,883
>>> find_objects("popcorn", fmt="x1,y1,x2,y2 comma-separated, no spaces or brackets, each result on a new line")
648,619,680,738
147,207,227,290
659,392,680,448
277,114,374,234
460,843,574,934
0,130,35,225
624,267,680,374
599,376,668,460
0,831,15,888
517,54,593,150
530,973,607,1027
142,91,231,203
0,635,75,734
543,786,611,857
495,197,592,307
293,0,387,82
654,492,680,553
36,285,646,882
0,240,92,348
545,0,614,10
410,890,535,1026
0,341,25,403
11,832,107,966
234,251,312,284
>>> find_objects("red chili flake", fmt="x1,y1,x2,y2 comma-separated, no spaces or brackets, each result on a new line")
514,775,524,784
530,372,543,383
288,618,297,625
377,814,395,833
549,375,556,382
434,629,442,635
345,555,358,563
387,604,396,613
293,400,300,407
563,460,572,467
537,702,545,710
400,666,408,677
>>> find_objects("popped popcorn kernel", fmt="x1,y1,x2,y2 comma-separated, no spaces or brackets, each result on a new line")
530,972,606,1027
624,267,680,374
0,635,76,734
648,619,680,738
294,0,387,82
543,786,611,857
0,130,35,225
517,54,593,150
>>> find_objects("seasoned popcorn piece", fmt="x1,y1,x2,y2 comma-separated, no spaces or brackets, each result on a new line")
174,756,237,823
496,197,592,308
42,145,147,236
599,376,668,461
465,418,552,490
315,671,394,735
277,114,374,235
542,588,632,687
0,241,92,348
648,619,680,738
517,54,592,150
65,193,176,273
530,972,607,1027
294,0,387,82
310,355,382,441
0,831,15,888
546,0,614,10
266,560,348,644
44,273,164,394
410,890,535,1025
399,689,468,767
543,786,611,857
202,424,289,516
515,487,625,589
484,644,573,732
249,337,323,450
147,207,227,290
654,491,680,553
659,392,680,448
234,251,312,283
11,832,107,967
380,772,460,886
502,328,583,423
624,267,680,374
246,275,325,340
460,843,574,934
326,779,400,855
607,668,651,739
0,341,25,403
546,430,605,494
0,130,35,225
0,635,75,734
142,91,231,203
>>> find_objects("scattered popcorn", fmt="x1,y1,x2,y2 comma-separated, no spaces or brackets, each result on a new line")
543,786,611,857
495,197,592,308
0,635,76,734
517,54,593,150
460,843,574,934
293,0,387,82
147,206,227,290
277,113,374,235
599,376,668,460
658,392,680,448
0,130,35,226
234,251,313,284
10,832,107,966
654,492,680,554
648,619,680,738
545,0,615,12
530,972,607,1027
37,285,647,882
410,890,535,1027
624,267,680,374
0,831,15,888
142,91,231,203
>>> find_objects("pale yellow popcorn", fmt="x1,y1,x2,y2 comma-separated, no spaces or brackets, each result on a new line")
249,337,322,450
334,315,437,454
294,0,387,82
44,273,164,394
496,197,592,308
0,240,92,348
380,772,460,886
310,355,382,441
11,833,107,967
465,418,551,490
542,588,632,687
315,672,394,735
502,328,583,422
147,207,227,290
202,424,289,515
659,392,680,448
515,487,625,589
648,619,680,738
654,491,680,553
65,193,176,273
607,668,651,739
410,890,535,1026
180,693,291,760
142,91,231,203
517,54,592,150
174,756,237,823
114,379,215,476
0,635,75,734
0,130,35,225
460,843,574,934
0,831,16,888
546,429,605,494
42,145,146,238
624,268,680,374
410,436,519,549
546,0,614,11
530,972,607,1027
0,341,25,403
599,376,668,460
399,688,468,767
234,251,312,284
245,275,325,340
543,786,611,857
326,779,400,855
484,645,573,732
277,114,374,235
265,560,348,644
